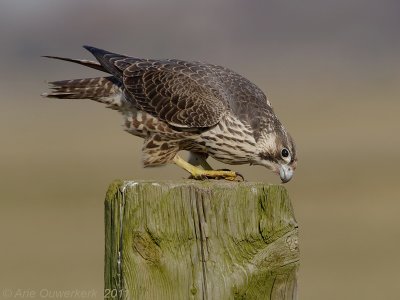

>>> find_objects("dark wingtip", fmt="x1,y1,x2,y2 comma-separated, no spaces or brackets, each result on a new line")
82,45,127,77
82,45,124,59
40,54,105,72
42,55,56,59
41,55,70,61
83,45,109,56
82,45,95,52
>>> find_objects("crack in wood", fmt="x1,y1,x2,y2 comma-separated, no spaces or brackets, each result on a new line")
193,188,208,300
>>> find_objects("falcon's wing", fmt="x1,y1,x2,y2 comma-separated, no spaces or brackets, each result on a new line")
84,46,227,128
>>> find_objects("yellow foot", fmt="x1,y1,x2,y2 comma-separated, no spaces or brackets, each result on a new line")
173,155,244,181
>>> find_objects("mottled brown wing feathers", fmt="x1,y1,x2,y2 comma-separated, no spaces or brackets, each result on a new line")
123,64,225,128
84,46,226,128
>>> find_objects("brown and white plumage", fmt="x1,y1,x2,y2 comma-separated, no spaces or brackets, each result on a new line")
43,46,297,182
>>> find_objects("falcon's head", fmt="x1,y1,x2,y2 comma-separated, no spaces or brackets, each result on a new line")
255,125,297,183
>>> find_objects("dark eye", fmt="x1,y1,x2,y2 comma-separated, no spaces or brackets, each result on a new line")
281,148,290,158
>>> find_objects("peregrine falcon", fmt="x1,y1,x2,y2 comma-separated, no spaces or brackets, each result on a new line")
43,46,297,182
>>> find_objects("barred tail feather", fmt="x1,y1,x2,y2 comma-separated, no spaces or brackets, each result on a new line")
42,76,123,108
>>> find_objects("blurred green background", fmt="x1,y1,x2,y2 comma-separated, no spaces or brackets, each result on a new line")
1,1,399,299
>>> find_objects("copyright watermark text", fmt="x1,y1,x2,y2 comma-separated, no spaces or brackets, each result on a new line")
2,288,97,299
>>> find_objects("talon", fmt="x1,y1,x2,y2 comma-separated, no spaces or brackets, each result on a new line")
214,169,243,181
235,172,245,181
195,174,208,180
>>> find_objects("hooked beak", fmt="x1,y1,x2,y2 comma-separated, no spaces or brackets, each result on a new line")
279,165,294,183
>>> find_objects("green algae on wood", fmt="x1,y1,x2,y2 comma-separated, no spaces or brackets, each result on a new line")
104,180,299,300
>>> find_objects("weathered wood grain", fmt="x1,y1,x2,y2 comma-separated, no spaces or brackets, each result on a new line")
105,180,299,300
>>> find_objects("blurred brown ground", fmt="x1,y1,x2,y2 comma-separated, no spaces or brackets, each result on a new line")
1,1,399,299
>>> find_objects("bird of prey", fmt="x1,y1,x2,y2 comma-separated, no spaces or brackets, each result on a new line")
43,46,297,182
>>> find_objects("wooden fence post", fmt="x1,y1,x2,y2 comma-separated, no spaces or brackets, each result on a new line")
104,180,299,300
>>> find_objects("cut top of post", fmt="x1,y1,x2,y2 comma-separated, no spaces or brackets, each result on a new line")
105,180,298,300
